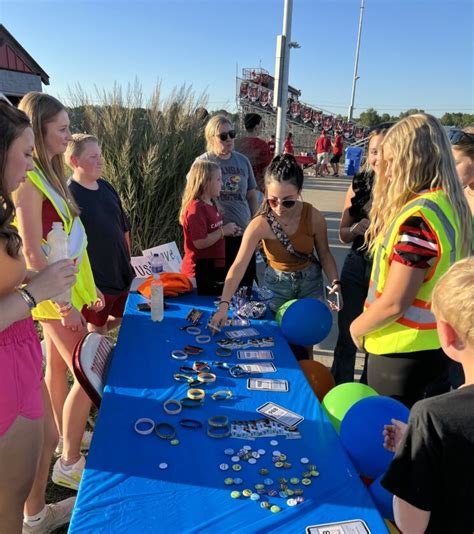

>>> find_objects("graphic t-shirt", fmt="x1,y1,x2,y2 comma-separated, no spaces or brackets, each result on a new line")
382,385,474,533
195,151,256,228
181,199,224,278
69,179,134,294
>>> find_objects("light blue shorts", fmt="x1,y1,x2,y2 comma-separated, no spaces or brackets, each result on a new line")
263,263,323,312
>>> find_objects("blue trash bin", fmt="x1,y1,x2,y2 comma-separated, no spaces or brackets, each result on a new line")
344,147,364,176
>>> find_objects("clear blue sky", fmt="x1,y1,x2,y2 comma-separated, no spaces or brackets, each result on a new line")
2,0,473,117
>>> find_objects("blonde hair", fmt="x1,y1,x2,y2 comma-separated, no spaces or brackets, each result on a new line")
65,133,98,167
204,115,233,154
18,92,80,217
432,257,474,346
179,160,221,224
366,114,471,256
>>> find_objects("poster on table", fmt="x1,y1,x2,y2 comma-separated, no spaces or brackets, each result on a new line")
130,241,183,277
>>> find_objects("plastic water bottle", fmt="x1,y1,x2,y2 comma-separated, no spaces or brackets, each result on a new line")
46,221,71,303
150,253,164,322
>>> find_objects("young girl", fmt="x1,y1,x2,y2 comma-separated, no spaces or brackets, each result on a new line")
350,114,471,407
332,128,386,384
67,134,134,334
180,160,237,279
0,102,76,533
210,154,340,330
450,127,474,215
15,93,102,490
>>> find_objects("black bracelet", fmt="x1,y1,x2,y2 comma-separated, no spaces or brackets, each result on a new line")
218,300,230,307
22,287,37,308
179,419,203,429
154,422,176,440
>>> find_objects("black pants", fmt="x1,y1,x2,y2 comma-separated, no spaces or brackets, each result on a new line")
367,348,451,408
225,236,256,291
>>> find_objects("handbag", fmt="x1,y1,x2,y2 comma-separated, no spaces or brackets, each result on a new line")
266,209,321,266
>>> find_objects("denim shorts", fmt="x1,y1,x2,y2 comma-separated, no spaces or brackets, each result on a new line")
264,263,323,312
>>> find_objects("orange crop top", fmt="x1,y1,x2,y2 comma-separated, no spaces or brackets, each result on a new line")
262,202,315,272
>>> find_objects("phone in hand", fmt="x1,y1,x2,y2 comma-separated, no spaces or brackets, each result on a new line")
325,285,341,311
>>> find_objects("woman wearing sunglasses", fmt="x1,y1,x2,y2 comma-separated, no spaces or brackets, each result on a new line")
194,115,259,289
210,155,340,334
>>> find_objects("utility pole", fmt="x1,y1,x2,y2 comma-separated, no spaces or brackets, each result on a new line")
273,0,294,155
347,0,365,122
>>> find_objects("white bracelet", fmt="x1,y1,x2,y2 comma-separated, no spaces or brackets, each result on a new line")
195,335,211,344
171,350,188,360
134,418,155,435
163,399,183,415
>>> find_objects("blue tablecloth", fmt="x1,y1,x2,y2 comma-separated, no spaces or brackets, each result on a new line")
69,292,386,533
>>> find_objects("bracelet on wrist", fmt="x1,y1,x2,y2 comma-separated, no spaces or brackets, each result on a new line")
349,223,358,235
218,300,230,308
220,227,225,238
331,280,341,287
15,287,36,310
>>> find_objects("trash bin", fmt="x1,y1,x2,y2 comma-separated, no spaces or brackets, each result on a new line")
344,147,364,176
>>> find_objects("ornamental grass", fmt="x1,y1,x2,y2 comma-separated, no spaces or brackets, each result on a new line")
66,81,207,254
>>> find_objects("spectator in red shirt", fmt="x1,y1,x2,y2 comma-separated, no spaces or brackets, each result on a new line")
283,132,294,155
330,130,344,177
268,134,276,157
315,130,331,176
179,160,238,279
234,113,272,194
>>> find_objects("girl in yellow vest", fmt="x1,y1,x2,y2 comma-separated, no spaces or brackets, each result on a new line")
15,93,102,490
350,114,471,407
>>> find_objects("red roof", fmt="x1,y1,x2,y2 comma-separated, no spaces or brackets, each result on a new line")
0,25,49,85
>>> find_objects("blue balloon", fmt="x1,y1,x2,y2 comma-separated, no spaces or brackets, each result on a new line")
280,298,332,345
369,476,394,521
340,396,409,479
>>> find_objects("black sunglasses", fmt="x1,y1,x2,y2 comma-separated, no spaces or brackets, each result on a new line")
267,198,298,209
449,129,474,146
216,130,236,142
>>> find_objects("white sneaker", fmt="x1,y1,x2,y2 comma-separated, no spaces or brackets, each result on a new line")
52,455,85,490
23,497,76,533
55,431,93,455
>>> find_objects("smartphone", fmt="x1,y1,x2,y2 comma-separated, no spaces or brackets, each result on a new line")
325,285,341,310
256,401,304,428
247,378,288,392
305,519,370,534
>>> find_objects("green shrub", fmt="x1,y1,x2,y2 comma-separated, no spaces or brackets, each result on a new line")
66,81,207,255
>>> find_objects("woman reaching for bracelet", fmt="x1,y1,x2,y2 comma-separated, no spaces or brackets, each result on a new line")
210,155,341,356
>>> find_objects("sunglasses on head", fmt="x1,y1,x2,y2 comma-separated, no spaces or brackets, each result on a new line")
216,130,236,142
267,197,298,209
449,129,474,146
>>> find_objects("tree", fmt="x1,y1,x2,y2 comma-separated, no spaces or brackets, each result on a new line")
357,108,382,128
440,112,474,128
398,108,425,119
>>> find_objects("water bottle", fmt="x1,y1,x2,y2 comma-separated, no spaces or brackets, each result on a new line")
46,221,71,303
150,253,164,322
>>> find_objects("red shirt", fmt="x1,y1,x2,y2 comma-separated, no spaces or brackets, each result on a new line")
181,199,224,278
333,134,343,156
283,138,294,155
42,198,61,240
268,139,276,156
315,136,331,154
234,137,272,193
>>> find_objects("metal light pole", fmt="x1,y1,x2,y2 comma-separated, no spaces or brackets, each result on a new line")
273,0,293,155
347,0,365,122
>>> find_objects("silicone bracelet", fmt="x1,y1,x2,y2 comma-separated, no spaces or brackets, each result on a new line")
195,335,211,344
171,350,188,360
197,372,216,384
207,425,231,439
216,347,232,357
186,326,202,336
134,418,155,435
154,422,176,440
187,388,205,400
211,390,234,401
163,399,182,415
208,415,229,428
218,300,230,307
180,397,204,409
179,419,203,429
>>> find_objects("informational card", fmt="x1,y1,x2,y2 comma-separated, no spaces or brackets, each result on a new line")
237,350,274,360
256,402,304,428
226,328,260,339
305,520,370,534
239,363,276,374
247,378,288,392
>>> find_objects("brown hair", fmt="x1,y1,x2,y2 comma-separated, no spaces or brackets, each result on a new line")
452,127,474,161
18,92,80,217
0,102,31,258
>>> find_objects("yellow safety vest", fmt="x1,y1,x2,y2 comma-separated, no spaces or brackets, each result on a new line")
26,167,97,320
364,189,462,354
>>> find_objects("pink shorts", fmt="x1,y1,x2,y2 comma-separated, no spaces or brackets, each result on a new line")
0,317,43,436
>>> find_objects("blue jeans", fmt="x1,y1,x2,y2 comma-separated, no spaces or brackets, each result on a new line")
264,263,323,312
331,251,371,384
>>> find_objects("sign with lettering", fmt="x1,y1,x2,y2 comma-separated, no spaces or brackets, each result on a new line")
142,242,182,272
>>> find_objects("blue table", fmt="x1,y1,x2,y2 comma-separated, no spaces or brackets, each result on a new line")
69,292,386,533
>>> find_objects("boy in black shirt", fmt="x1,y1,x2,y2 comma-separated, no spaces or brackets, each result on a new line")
67,134,134,333
382,258,474,533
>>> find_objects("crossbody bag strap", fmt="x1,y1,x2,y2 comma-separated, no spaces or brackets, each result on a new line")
266,209,319,265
